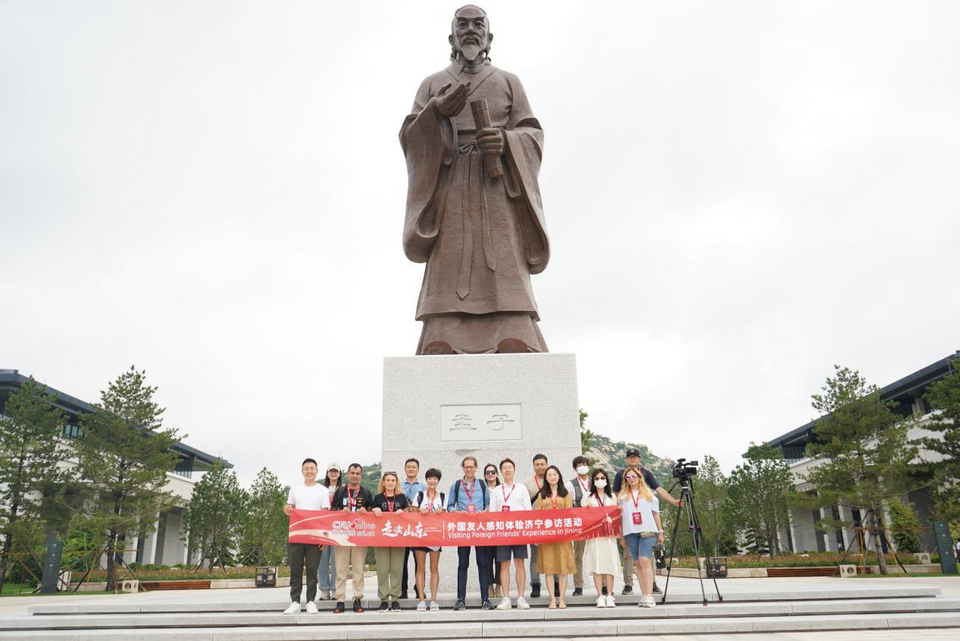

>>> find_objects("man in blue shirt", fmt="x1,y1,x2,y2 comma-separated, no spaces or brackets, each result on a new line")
400,458,427,600
447,455,492,610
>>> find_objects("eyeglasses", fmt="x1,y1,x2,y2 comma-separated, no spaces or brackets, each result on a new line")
484,470,497,475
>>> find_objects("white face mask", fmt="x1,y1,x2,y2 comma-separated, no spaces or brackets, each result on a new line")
576,465,589,476
594,479,607,489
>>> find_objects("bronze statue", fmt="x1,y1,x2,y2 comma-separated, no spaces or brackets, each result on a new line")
400,5,550,355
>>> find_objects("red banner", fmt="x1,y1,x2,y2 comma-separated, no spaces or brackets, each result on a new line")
289,507,622,547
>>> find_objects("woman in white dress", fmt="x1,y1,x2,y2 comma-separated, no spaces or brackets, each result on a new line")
581,469,622,607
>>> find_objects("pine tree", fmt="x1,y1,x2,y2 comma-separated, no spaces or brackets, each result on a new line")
74,367,180,591
728,444,793,558
802,366,917,575
239,468,289,566
0,379,67,594
695,455,735,557
922,358,960,521
183,461,246,569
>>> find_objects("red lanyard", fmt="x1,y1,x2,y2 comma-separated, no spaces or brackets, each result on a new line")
462,478,476,503
348,486,359,509
501,483,515,504
534,476,542,491
426,489,438,512
631,490,641,511
578,477,590,495
385,494,396,512
550,492,559,510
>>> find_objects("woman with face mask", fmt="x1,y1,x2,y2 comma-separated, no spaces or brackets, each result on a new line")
581,469,621,607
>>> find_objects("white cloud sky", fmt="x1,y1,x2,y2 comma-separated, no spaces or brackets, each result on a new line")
2,1,958,487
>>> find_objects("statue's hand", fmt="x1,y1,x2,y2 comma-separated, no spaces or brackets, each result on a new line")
477,127,504,157
435,81,471,118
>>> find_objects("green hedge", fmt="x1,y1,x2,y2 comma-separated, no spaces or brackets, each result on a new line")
670,553,926,569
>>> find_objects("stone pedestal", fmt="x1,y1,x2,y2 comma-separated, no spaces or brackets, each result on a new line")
381,352,581,598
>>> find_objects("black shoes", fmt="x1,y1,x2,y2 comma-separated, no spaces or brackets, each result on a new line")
481,599,494,610
621,585,633,595
353,598,364,613
653,583,662,594
378,601,389,611
572,588,583,597
530,583,541,598
333,601,345,613
391,601,401,612
453,599,466,611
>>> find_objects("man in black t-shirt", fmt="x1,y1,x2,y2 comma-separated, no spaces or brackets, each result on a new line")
330,464,374,613
613,448,681,595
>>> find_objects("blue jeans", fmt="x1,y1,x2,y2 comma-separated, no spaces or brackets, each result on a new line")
318,544,336,592
624,533,656,560
457,546,490,602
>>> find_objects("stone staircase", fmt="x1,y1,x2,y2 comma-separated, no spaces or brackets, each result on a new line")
2,586,959,639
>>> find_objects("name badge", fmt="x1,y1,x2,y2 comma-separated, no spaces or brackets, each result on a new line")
466,504,476,514
632,512,642,525
502,506,511,512
342,498,349,506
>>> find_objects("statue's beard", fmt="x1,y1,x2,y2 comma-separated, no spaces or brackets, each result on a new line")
459,42,483,62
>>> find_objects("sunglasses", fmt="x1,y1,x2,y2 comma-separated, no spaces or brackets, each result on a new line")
484,469,497,475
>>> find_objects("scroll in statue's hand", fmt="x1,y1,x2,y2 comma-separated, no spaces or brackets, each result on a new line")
435,81,471,118
477,127,504,156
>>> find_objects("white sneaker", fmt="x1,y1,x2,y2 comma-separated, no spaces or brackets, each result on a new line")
417,600,426,612
283,602,301,615
605,595,616,608
319,589,330,600
429,601,440,611
641,595,656,608
596,596,606,608
517,597,530,610
305,601,318,614
496,597,512,610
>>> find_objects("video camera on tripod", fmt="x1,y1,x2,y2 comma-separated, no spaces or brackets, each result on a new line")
671,458,699,483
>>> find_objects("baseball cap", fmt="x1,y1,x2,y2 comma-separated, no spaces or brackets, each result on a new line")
326,462,341,472
625,447,641,458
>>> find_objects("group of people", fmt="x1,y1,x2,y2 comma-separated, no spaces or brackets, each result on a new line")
283,448,680,614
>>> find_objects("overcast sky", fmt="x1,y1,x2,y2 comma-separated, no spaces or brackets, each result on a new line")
2,1,958,488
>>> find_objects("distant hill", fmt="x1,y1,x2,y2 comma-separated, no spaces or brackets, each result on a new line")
584,432,674,488
359,431,673,490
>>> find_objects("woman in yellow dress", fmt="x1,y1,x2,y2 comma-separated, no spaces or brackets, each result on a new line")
534,465,576,609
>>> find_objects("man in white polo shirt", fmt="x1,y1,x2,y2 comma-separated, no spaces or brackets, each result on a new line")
282,458,331,614
489,458,532,610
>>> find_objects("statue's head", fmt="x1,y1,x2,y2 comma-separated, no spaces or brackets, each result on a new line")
449,5,492,62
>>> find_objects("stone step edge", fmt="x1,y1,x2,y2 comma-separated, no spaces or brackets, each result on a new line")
2,612,960,640
8,598,960,632
26,586,944,615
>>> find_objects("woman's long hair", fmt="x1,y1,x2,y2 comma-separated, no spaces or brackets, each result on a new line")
377,471,400,496
617,465,653,502
538,465,569,501
483,464,500,487
591,468,612,501
323,466,341,489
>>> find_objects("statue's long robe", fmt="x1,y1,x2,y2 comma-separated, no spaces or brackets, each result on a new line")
400,61,550,353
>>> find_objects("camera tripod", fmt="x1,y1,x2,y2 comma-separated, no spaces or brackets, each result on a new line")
660,477,723,606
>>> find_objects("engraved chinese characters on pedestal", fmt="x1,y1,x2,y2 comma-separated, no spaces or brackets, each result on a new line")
440,403,521,441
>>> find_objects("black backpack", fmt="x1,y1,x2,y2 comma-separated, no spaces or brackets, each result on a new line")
415,490,447,510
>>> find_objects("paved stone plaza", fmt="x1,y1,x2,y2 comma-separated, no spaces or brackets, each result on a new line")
1,576,959,639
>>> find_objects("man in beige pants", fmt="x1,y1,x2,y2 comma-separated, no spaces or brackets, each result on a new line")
330,464,373,613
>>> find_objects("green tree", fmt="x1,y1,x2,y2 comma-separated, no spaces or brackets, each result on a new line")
183,461,246,569
728,444,793,558
0,378,67,594
802,365,918,575
695,455,735,557
580,409,597,464
888,499,922,553
74,367,180,591
238,468,288,566
922,357,960,521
